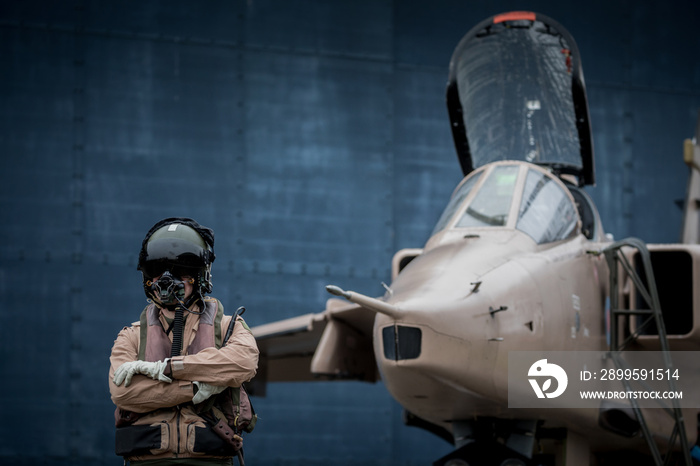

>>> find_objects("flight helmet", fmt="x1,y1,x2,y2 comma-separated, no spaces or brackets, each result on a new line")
137,217,216,307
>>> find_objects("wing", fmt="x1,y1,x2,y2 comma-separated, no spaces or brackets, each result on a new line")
249,298,378,396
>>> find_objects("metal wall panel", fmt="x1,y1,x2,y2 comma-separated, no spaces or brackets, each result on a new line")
392,66,462,249
245,0,393,59
242,51,393,274
572,0,700,242
628,2,700,92
1,263,73,458
81,35,245,262
1,1,700,465
627,91,699,243
586,86,631,238
1,26,76,263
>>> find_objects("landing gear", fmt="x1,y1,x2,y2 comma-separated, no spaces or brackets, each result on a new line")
433,419,538,466
434,440,532,466
431,420,592,466
444,460,526,466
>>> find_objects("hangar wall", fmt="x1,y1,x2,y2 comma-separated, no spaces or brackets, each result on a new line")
0,1,699,464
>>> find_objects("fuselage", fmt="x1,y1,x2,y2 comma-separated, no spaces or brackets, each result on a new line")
375,230,614,442
370,161,690,452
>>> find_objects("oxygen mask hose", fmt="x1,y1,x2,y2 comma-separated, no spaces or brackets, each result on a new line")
150,271,187,356
171,306,184,357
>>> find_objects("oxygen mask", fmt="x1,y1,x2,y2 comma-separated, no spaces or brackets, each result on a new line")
150,271,189,307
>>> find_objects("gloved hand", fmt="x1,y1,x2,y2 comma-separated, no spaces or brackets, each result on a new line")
113,360,172,387
192,381,227,404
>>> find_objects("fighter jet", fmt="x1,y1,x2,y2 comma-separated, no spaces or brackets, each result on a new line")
250,11,700,466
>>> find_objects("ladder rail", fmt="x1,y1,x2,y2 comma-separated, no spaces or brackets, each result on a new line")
603,238,691,466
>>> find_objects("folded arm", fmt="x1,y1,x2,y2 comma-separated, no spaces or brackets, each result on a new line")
169,316,259,387
109,326,195,413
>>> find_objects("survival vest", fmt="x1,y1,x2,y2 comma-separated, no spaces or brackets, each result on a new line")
115,298,256,459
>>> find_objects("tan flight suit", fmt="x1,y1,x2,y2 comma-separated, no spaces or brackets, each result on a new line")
109,297,259,463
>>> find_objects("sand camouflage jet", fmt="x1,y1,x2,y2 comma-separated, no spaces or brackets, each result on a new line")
250,11,700,466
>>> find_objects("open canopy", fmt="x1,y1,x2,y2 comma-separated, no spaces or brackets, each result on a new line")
446,11,594,186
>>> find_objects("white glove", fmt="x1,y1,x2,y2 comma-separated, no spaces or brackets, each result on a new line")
113,360,172,387
192,381,227,404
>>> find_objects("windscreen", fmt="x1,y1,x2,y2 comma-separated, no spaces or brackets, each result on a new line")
431,170,483,235
456,165,519,228
516,168,578,243
453,19,581,170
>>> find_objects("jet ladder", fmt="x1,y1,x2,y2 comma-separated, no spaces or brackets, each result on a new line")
603,237,691,466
